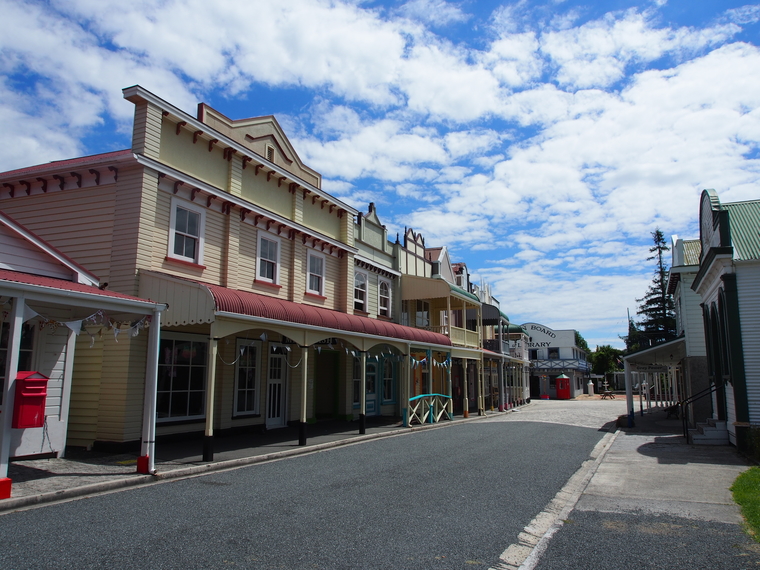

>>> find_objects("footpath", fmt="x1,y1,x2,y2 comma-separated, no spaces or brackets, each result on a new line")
496,400,760,570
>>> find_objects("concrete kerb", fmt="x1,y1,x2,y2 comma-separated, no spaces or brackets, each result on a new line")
0,410,495,514
491,429,620,570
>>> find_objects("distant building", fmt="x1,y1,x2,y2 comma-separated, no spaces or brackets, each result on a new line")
522,322,589,399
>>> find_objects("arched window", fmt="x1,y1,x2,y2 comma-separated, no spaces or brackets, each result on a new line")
379,280,390,317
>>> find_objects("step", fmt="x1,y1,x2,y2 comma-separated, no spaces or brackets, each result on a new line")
706,418,727,430
688,428,729,445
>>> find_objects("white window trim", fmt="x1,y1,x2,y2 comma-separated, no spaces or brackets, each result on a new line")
378,278,391,318
306,250,326,296
257,233,281,284
167,197,206,265
233,339,261,417
354,270,368,312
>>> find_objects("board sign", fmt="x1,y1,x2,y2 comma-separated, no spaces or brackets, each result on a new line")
633,365,668,372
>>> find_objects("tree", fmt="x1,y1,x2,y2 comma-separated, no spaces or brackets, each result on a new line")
635,229,676,347
574,330,590,355
589,345,623,375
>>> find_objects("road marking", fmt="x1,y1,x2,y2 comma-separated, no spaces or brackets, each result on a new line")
489,429,620,570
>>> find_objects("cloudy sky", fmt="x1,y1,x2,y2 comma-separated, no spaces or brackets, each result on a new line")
1,0,759,349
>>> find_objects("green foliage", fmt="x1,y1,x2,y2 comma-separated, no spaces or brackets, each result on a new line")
574,331,590,354
731,466,760,543
589,345,623,375
634,229,677,348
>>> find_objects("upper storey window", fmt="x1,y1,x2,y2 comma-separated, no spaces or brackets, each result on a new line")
307,251,325,296
354,271,367,312
168,198,205,265
378,279,391,317
258,235,280,284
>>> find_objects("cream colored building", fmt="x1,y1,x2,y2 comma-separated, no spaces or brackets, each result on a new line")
0,85,451,465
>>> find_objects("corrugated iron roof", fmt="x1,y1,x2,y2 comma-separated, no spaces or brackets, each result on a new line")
0,269,157,304
205,283,452,346
723,199,760,260
683,239,702,266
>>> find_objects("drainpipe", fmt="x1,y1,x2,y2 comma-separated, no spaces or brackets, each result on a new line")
138,307,162,474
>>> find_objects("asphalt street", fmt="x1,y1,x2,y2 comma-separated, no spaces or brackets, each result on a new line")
0,419,605,570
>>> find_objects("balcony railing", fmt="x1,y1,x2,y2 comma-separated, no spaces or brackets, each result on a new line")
422,325,479,348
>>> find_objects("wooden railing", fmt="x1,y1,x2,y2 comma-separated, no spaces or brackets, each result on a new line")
408,394,452,425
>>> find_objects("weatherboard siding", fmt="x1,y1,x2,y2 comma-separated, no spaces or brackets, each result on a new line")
737,264,760,424
0,226,73,279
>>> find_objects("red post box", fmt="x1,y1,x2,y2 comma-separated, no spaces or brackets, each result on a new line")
556,374,571,400
12,371,49,429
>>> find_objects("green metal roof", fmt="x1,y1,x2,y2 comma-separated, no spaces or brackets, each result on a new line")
683,239,702,266
723,200,760,260
445,280,480,303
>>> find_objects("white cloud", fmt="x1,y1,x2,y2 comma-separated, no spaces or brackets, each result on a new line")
397,0,470,27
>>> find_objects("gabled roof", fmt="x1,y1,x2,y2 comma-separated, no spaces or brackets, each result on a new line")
0,209,99,285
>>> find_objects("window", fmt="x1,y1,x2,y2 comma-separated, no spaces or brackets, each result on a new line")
382,360,394,402
307,251,325,295
234,340,260,415
0,323,35,407
401,300,409,326
378,279,391,317
168,198,205,265
354,271,367,311
258,235,280,283
366,362,377,396
415,300,430,328
157,334,207,421
529,349,538,360
548,348,559,359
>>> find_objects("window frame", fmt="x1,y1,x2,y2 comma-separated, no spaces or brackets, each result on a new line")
156,332,208,423
167,197,205,265
233,339,261,417
378,278,391,317
306,250,326,296
257,234,281,285
382,359,395,403
354,270,368,312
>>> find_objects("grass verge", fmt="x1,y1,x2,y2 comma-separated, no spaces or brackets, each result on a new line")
731,466,760,542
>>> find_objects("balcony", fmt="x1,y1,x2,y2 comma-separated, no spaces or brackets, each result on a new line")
423,325,479,348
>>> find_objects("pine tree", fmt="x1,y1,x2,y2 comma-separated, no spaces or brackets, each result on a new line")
635,229,676,346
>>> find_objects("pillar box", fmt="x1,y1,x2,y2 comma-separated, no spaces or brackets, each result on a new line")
11,372,49,429
556,374,571,400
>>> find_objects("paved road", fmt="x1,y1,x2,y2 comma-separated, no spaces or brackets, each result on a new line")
0,418,606,570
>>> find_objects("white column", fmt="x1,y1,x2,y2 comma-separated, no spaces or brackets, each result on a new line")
0,296,25,494
624,360,634,427
138,308,161,474
202,335,218,461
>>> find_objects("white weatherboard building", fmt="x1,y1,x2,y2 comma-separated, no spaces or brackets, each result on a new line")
522,323,589,399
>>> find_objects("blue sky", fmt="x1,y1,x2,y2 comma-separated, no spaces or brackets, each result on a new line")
1,0,760,349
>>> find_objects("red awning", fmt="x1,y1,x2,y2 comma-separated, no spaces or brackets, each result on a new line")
204,283,451,346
